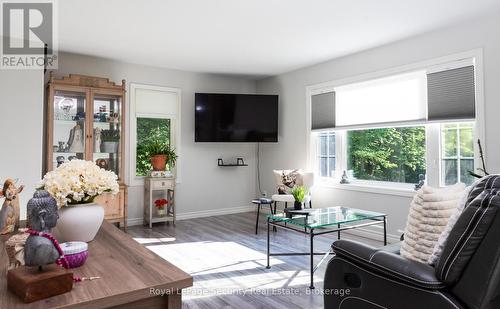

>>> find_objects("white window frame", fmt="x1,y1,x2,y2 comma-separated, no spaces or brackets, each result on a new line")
306,49,485,196
128,83,182,187
439,122,475,187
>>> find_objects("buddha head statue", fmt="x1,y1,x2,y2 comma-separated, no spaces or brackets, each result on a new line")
27,190,59,232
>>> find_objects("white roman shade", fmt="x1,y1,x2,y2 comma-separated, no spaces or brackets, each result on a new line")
335,71,427,129
427,65,475,121
311,92,335,130
135,88,178,116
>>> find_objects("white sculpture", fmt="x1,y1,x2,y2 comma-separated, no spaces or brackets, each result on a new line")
68,124,84,153
94,127,101,153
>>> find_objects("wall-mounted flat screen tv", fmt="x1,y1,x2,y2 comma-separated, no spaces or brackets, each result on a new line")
195,93,278,142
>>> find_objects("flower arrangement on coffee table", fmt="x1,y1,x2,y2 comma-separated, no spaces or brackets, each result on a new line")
154,198,168,216
41,159,119,208
39,159,120,242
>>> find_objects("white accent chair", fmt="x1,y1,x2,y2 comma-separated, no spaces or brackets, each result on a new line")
271,171,314,209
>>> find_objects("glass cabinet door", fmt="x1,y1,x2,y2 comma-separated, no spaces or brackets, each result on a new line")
92,93,122,180
52,90,87,168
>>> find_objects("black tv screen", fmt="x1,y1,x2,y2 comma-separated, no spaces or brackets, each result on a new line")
195,93,278,142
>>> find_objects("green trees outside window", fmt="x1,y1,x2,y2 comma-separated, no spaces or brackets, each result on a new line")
347,126,426,183
136,118,171,176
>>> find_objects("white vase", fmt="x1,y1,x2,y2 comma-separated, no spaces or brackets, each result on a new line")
157,208,166,217
53,203,104,243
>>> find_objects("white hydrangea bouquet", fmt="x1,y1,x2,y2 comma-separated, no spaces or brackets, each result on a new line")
40,159,119,208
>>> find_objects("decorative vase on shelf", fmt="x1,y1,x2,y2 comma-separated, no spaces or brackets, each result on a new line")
52,203,104,243
157,208,166,217
294,201,303,210
151,155,167,171
101,141,119,153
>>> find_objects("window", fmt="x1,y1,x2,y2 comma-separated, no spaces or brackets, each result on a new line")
136,118,171,176
347,126,426,183
130,84,181,185
440,123,475,186
309,54,481,189
317,131,336,177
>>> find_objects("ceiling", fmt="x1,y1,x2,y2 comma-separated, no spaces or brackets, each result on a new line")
58,0,500,78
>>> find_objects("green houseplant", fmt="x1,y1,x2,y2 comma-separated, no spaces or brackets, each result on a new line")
100,129,120,153
139,129,178,171
291,186,307,210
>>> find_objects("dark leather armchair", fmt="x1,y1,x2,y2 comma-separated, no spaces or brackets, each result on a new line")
324,175,500,309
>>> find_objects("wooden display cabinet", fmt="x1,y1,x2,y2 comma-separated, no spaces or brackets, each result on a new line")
45,73,128,229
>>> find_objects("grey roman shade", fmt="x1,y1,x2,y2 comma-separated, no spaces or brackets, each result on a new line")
311,91,335,130
427,65,476,121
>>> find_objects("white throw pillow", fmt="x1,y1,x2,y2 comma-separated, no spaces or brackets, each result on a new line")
400,183,465,264
427,184,474,265
273,169,303,194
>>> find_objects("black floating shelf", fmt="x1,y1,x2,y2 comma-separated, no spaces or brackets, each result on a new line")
218,158,248,167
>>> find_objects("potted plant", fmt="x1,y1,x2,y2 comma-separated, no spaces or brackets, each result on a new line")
39,160,119,242
291,186,307,210
100,129,120,153
154,199,168,216
141,130,178,171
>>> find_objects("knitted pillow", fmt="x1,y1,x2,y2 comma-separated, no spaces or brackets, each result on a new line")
273,169,303,194
400,183,465,264
427,185,474,265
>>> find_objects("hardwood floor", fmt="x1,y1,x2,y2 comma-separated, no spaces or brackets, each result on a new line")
127,211,382,309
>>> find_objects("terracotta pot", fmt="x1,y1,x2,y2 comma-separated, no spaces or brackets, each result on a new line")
151,155,168,171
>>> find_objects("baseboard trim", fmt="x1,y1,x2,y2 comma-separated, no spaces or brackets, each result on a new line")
127,217,144,226
127,205,256,226
176,205,255,220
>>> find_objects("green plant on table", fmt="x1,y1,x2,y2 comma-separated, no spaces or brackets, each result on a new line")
291,186,307,202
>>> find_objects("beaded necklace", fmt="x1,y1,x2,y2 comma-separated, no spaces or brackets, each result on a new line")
26,229,100,282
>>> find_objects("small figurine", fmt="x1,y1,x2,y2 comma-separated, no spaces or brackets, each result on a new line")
96,158,108,170
94,127,101,153
340,170,350,184
0,179,24,234
5,232,29,269
68,124,84,153
24,191,60,268
414,174,425,191
56,156,65,167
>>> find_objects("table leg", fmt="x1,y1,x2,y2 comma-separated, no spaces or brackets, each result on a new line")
310,228,315,289
272,203,277,232
266,218,271,269
255,203,261,235
337,224,341,240
383,216,387,245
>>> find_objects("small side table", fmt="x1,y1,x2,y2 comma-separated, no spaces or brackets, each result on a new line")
252,198,276,234
144,177,175,228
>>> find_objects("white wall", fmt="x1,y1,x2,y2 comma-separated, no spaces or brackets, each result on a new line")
54,53,258,224
0,68,44,219
256,12,500,240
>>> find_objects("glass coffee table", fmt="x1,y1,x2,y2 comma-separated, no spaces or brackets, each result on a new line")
266,206,387,289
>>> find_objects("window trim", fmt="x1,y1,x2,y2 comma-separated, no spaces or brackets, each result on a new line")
439,122,475,187
128,83,182,187
306,49,485,192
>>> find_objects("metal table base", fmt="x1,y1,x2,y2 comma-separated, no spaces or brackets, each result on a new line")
266,216,387,289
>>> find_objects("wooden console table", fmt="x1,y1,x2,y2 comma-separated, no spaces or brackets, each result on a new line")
0,221,193,308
